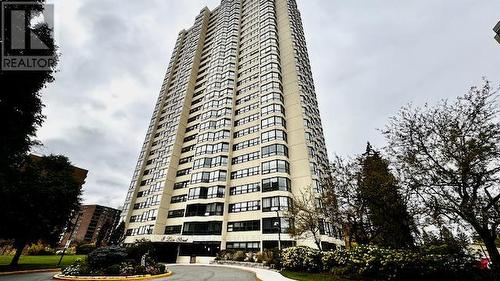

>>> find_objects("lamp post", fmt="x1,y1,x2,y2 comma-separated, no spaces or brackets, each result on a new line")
272,207,281,251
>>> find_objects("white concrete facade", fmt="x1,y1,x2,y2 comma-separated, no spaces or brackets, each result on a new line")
120,0,343,262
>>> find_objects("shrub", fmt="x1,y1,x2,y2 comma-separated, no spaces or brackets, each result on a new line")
215,249,235,261
87,246,128,270
125,240,157,263
26,242,55,255
62,258,92,276
104,264,121,276
76,243,96,255
281,246,322,272
321,249,348,271
233,250,246,261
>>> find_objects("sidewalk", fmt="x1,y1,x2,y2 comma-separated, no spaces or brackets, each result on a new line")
166,263,295,281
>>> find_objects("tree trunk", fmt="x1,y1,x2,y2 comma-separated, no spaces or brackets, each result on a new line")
482,234,500,274
10,240,25,266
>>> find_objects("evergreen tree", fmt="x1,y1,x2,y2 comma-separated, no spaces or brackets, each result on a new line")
108,221,126,246
357,143,415,248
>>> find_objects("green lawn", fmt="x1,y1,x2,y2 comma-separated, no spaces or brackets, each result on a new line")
281,270,354,281
0,255,85,272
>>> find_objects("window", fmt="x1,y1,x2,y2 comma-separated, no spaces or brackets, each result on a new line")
226,242,260,251
188,186,225,199
262,217,291,233
261,144,288,158
164,225,182,234
261,116,286,129
231,166,259,179
229,200,260,213
261,103,285,116
174,181,189,190
232,151,259,164
185,203,224,216
179,156,193,165
262,177,291,192
262,160,290,174
192,156,228,169
195,142,229,156
230,183,260,195
234,113,259,126
261,130,287,143
167,209,184,218
171,194,187,203
183,134,197,142
233,137,260,151
176,168,191,177
261,92,283,104
262,196,292,212
182,221,222,235
181,145,195,153
234,125,259,138
235,102,259,115
198,130,230,142
227,220,260,232
190,170,227,184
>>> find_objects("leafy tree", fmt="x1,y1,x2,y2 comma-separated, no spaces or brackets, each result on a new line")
285,189,324,250
357,143,415,248
0,0,58,177
383,80,500,271
108,221,126,246
0,2,59,266
329,156,372,248
0,155,81,266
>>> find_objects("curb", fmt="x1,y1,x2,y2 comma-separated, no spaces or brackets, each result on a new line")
0,268,61,276
52,271,172,281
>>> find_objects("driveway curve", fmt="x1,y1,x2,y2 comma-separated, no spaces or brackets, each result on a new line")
167,265,256,281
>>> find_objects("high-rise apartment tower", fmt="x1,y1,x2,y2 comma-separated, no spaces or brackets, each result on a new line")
121,0,342,263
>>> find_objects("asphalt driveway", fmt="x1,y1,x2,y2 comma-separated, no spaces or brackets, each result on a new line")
0,265,256,281
168,265,256,281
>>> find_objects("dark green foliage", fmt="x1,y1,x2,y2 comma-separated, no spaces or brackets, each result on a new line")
125,240,157,263
87,246,128,269
0,0,60,267
103,264,121,275
357,144,415,248
75,243,96,255
95,220,112,247
63,242,166,277
0,0,58,188
108,221,126,246
0,155,81,265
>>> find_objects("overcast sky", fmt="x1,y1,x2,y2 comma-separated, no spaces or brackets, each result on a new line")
36,0,500,208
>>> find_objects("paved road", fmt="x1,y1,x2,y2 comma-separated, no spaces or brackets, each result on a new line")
0,271,57,281
0,266,256,281
168,265,256,281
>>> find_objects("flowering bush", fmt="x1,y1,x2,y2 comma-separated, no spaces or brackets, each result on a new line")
62,245,166,277
26,242,55,255
281,245,490,281
321,248,348,270
281,246,322,272
216,249,279,267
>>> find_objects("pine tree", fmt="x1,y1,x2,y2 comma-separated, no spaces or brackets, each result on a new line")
357,143,415,248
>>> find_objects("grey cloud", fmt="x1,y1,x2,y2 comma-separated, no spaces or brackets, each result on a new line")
38,0,500,209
